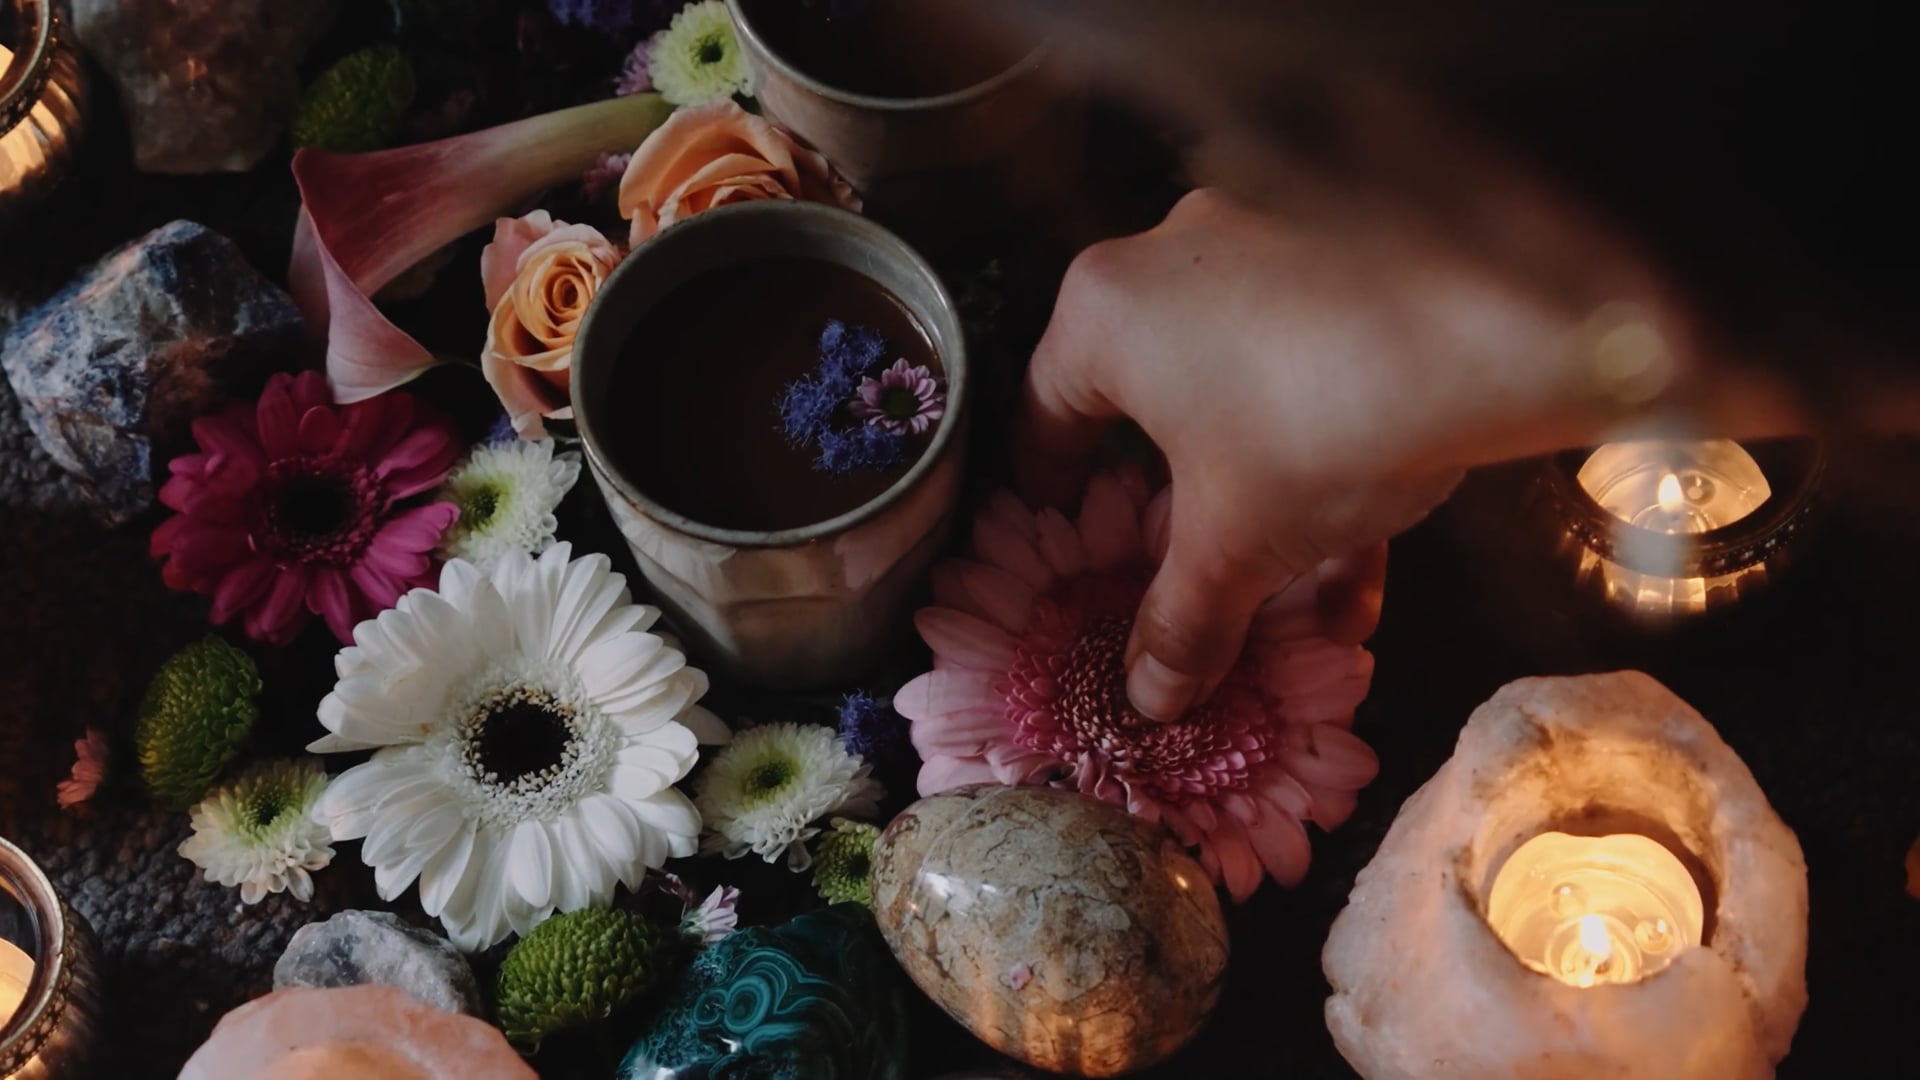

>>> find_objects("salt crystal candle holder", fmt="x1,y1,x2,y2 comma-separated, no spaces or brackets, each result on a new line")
1323,672,1808,1080
0,0,88,223
1,837,105,1080
1539,438,1824,617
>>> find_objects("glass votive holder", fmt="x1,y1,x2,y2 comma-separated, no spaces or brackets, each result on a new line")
1,0,89,223
1,837,105,1079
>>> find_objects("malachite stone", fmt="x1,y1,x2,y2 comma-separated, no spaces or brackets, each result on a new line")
618,905,909,1080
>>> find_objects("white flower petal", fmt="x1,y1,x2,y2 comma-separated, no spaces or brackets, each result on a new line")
578,631,671,704
508,819,555,911
675,704,732,745
418,818,479,918
629,789,702,859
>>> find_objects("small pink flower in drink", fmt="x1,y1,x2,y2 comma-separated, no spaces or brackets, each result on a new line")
850,359,944,435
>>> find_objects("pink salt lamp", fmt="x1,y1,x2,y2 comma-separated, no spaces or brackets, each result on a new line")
179,985,535,1080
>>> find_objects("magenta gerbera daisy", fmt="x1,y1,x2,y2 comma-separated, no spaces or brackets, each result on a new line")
151,371,462,646
850,359,944,435
895,469,1379,901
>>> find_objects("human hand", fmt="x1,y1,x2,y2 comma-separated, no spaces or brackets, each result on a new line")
1017,188,1503,720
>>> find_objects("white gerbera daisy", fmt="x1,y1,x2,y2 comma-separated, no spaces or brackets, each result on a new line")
436,438,581,571
308,543,730,951
648,0,753,106
695,722,882,871
178,759,334,906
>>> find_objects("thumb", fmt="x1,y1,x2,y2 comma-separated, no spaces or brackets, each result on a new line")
1124,527,1276,722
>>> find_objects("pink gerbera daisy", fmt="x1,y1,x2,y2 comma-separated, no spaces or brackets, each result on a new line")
895,470,1380,901
850,359,944,435
151,371,462,646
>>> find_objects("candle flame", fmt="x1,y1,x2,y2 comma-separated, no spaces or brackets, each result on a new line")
1578,914,1613,960
1656,472,1686,512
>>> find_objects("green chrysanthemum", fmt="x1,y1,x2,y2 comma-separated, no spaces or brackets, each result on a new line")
496,908,660,1049
648,1,753,106
292,45,418,152
812,818,879,907
136,637,262,810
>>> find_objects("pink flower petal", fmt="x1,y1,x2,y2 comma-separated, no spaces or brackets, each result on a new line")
1245,806,1312,888
297,402,344,455
1206,816,1266,902
247,566,312,645
1301,782,1360,830
913,609,1018,671
309,566,357,644
1279,724,1379,790
372,503,458,556
1033,507,1088,579
291,94,675,402
908,706,1008,758
973,513,1053,592
210,558,278,625
985,745,1059,785
917,755,998,795
375,426,463,499
894,669,1002,722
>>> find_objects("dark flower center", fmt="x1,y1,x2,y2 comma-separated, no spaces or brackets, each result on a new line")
278,472,356,538
473,700,574,785
697,35,726,65
880,386,922,421
261,458,380,565
746,759,796,801
244,792,288,835
460,483,504,531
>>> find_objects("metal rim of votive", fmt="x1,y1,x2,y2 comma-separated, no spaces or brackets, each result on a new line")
724,0,1051,113
571,199,968,549
0,837,74,1073
0,1,59,133
1540,439,1828,578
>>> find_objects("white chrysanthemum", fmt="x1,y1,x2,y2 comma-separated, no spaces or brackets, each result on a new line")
309,543,730,952
179,760,334,906
695,722,883,871
436,438,581,571
648,0,753,106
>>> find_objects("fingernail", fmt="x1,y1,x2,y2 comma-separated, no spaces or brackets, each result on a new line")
1128,655,1199,722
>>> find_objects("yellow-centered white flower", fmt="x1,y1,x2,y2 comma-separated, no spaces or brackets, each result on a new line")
309,543,729,951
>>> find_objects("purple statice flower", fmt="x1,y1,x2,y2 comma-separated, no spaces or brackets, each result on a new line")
485,412,519,446
818,320,888,382
816,424,904,475
779,372,852,446
615,32,663,96
851,358,945,435
839,690,909,762
583,151,632,202
548,0,636,34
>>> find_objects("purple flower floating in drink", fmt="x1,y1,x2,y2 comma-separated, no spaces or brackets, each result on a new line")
852,359,945,435
778,320,920,473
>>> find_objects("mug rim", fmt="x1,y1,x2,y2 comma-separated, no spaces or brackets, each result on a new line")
571,200,967,549
0,1,56,132
724,0,1048,113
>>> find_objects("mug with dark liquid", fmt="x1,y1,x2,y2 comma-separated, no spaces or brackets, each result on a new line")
725,0,1082,248
571,201,968,688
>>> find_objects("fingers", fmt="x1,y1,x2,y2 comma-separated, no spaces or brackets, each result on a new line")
1013,327,1119,511
1316,542,1389,645
1124,523,1274,722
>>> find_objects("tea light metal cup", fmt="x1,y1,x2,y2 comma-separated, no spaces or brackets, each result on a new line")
1,837,105,1079
572,200,968,689
1,0,88,223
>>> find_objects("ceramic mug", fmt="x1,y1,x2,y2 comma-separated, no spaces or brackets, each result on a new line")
724,0,1082,250
572,201,968,689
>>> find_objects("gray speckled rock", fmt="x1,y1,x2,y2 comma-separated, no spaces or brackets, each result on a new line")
872,785,1229,1078
0,221,301,524
71,1,337,173
273,910,483,1016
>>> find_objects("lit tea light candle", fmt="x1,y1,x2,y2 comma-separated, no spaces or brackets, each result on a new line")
1562,438,1786,615
0,938,30,1030
1486,831,1705,987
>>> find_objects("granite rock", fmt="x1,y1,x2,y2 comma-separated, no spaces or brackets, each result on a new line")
871,785,1229,1078
70,0,337,173
273,910,484,1016
0,220,302,524
620,905,910,1079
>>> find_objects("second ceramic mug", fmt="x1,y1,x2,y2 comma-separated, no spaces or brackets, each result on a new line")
572,200,968,689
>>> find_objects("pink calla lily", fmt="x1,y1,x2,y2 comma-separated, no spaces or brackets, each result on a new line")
291,93,675,403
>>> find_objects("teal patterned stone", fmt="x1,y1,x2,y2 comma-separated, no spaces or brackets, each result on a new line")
618,905,909,1080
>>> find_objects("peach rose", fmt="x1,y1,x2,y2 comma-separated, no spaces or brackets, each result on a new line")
618,100,860,247
480,210,623,439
